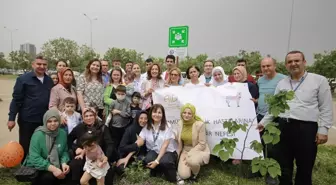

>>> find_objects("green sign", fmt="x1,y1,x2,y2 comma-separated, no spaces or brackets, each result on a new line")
169,26,189,47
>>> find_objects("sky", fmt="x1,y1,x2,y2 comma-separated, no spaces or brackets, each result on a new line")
0,0,335,63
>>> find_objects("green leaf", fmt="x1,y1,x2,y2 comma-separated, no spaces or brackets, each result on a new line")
218,150,230,162
272,134,280,145
268,166,279,178
227,148,234,155
223,121,232,129
240,124,248,132
212,144,222,154
262,134,273,144
251,164,260,173
260,166,267,176
250,141,263,154
286,91,295,100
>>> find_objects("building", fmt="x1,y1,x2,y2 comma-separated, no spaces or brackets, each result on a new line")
20,43,36,59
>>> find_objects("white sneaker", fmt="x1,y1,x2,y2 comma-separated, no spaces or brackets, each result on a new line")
176,174,185,185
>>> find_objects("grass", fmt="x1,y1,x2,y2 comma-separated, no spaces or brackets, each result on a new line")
0,74,18,80
1,145,335,185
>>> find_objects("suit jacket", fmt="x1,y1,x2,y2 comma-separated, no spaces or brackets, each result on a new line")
176,120,210,164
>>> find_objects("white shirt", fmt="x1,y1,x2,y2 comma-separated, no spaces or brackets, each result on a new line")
62,111,82,134
37,76,44,83
139,123,176,153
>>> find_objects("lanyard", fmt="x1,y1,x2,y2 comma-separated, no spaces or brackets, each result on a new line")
290,72,308,92
152,129,160,145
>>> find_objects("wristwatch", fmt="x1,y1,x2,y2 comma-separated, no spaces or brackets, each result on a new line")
154,159,160,164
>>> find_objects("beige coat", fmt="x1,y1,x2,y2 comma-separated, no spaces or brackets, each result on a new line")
176,120,210,164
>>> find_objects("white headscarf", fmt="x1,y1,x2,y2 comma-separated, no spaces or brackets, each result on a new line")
211,66,228,87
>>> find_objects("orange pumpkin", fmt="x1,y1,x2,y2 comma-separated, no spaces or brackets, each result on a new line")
0,141,24,168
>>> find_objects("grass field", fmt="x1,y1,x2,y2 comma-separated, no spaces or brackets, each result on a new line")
0,74,19,80
1,145,335,185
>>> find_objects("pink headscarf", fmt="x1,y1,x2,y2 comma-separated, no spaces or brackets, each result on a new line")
233,66,247,82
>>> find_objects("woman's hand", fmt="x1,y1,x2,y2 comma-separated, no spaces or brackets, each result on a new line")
52,168,65,179
75,153,84,160
147,161,159,169
75,148,83,155
61,163,70,174
117,157,130,168
61,115,67,125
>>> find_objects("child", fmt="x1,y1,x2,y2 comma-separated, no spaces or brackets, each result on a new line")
78,132,110,185
130,92,142,119
109,85,131,150
61,97,82,134
50,72,59,85
123,73,135,103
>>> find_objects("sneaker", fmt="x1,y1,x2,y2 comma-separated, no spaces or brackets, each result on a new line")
176,174,185,185
189,174,198,183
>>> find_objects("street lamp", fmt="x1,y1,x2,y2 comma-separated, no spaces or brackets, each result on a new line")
4,26,18,71
287,0,295,52
83,13,98,49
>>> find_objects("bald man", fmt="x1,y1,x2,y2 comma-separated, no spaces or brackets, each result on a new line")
257,57,286,122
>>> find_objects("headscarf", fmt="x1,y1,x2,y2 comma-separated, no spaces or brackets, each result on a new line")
58,67,74,88
180,103,203,125
233,66,247,82
34,108,61,168
128,111,148,142
211,66,228,86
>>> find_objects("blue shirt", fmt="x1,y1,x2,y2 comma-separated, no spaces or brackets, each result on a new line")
102,72,110,87
257,73,286,115
8,71,54,123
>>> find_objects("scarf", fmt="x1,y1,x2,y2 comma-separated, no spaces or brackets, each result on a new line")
180,103,203,125
128,111,148,142
233,66,248,82
34,108,61,168
211,66,228,86
180,103,202,146
58,67,74,90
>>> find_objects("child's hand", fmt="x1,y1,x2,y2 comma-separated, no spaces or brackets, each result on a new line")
98,161,107,168
75,153,84,160
111,109,120,115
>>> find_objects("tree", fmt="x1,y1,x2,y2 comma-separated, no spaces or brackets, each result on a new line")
238,50,263,74
78,44,100,72
8,51,33,70
40,38,80,69
0,52,9,69
104,47,144,68
309,50,336,92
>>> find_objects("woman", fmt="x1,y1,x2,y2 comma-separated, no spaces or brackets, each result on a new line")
56,60,68,73
49,67,77,111
132,63,143,92
141,64,165,111
135,104,178,182
176,103,210,184
116,111,148,171
24,109,70,185
184,65,203,87
165,67,182,87
103,68,123,116
232,66,258,103
211,66,228,87
77,59,104,118
68,108,114,185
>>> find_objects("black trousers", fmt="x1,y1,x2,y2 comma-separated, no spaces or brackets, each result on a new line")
109,126,127,161
32,171,67,185
273,118,318,185
143,150,177,182
18,121,42,161
68,158,114,185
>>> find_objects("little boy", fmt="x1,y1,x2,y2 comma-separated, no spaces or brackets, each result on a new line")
109,85,131,152
123,73,135,103
61,97,82,134
130,92,142,119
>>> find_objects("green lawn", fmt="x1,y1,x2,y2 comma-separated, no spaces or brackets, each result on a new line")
1,145,335,185
0,74,18,80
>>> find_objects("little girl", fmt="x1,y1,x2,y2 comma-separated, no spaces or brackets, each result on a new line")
77,132,110,185
50,72,59,85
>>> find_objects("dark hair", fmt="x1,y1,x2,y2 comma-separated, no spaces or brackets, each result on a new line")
124,72,135,82
63,97,76,105
166,55,176,63
81,132,99,147
36,56,44,60
115,85,126,93
147,104,167,131
204,60,214,67
186,65,201,79
110,67,123,84
285,50,305,62
50,72,58,77
56,59,68,67
126,61,134,65
145,58,153,63
132,92,141,99
85,58,103,83
255,70,261,74
236,59,247,64
147,63,162,80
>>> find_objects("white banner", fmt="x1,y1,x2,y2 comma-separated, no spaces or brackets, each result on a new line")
153,83,263,160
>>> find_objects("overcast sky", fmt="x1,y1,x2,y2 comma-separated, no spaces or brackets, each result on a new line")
0,0,335,63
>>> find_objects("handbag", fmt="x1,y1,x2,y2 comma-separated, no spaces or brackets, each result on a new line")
14,139,56,182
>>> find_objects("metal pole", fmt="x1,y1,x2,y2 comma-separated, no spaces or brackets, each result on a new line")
287,0,295,52
83,13,97,49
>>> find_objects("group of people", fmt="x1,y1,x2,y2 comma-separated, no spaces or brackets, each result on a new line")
7,50,333,185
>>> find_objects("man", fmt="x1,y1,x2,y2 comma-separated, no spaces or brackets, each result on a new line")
258,51,333,185
161,55,184,84
8,56,54,161
141,58,153,80
257,57,285,122
228,59,256,84
125,61,133,75
101,60,110,87
109,58,126,75
255,70,263,81
199,59,214,84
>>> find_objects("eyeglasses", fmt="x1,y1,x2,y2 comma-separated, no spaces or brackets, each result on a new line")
170,73,179,77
